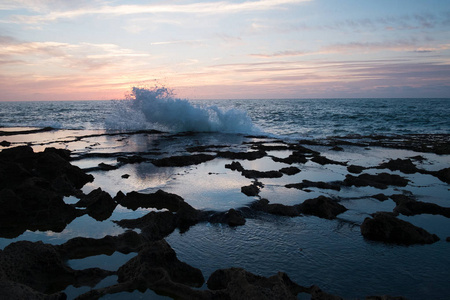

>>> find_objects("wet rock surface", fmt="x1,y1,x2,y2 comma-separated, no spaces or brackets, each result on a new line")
1,132,449,299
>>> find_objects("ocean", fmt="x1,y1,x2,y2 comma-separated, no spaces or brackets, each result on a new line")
1,88,449,138
1,89,450,300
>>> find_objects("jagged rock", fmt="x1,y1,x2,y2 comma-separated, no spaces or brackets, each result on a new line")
250,199,300,217
152,154,216,167
242,169,283,179
225,161,244,172
371,194,389,201
207,267,305,300
377,158,419,174
344,173,409,189
117,189,184,211
117,240,204,290
279,166,301,175
433,167,450,184
0,140,11,147
0,280,66,300
117,155,146,164
57,231,146,259
390,194,450,218
208,208,246,226
272,151,308,164
311,155,347,166
75,188,117,221
97,162,118,170
217,150,267,160
360,212,440,245
0,241,113,294
241,183,260,196
286,180,341,191
347,165,366,174
297,196,347,219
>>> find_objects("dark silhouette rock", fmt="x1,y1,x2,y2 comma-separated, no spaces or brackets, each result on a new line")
0,280,66,300
360,212,440,245
279,166,301,175
344,173,409,189
311,155,347,166
250,199,300,217
0,241,113,294
371,194,389,201
390,194,450,218
225,161,244,172
286,180,341,191
242,169,283,179
152,154,216,167
97,162,118,171
297,196,347,219
117,189,184,211
347,165,366,174
75,188,117,221
0,140,11,147
241,183,260,196
377,158,419,174
433,167,450,184
209,208,246,226
117,155,147,164
217,150,267,160
272,151,308,164
207,267,305,300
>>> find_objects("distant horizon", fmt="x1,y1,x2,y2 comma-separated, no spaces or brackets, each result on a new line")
1,0,450,101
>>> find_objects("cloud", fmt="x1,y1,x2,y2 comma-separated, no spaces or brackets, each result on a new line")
2,0,312,24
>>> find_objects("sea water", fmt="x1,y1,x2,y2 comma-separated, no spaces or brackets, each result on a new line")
1,89,450,300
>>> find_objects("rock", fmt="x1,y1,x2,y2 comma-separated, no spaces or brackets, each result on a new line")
0,280,66,300
330,146,344,151
75,188,117,221
117,240,205,289
225,161,244,172
57,230,146,260
272,151,308,164
241,183,261,196
121,174,130,178
241,169,283,179
0,241,113,294
347,165,366,174
208,209,246,226
390,194,450,218
152,154,216,167
279,166,301,175
117,189,184,211
377,158,419,174
366,296,408,300
97,162,118,170
250,199,300,217
446,237,450,242
297,196,347,219
311,155,347,166
360,212,440,245
433,167,450,184
344,173,409,189
0,140,11,147
286,180,341,191
117,155,146,164
217,150,267,160
308,285,344,300
207,268,304,300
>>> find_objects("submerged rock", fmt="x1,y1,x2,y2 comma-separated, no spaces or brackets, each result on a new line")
360,212,440,245
208,208,246,226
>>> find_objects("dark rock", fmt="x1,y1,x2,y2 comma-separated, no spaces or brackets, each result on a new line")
366,296,408,300
117,189,184,211
286,180,341,191
0,140,11,147
152,154,216,167
433,167,450,184
308,285,344,300
57,231,146,259
242,169,283,179
390,194,450,218
217,150,267,160
344,173,409,189
279,166,301,175
0,241,113,294
209,209,246,226
446,237,450,242
117,240,204,289
241,183,261,197
360,212,440,245
330,146,344,151
0,280,66,300
225,161,244,172
347,165,366,174
121,174,130,178
371,194,389,201
75,188,117,221
297,196,347,219
250,199,300,217
207,267,304,300
377,158,419,174
311,155,347,166
272,151,307,164
97,162,118,170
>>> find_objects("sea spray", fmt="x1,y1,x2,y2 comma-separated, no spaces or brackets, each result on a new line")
106,87,260,133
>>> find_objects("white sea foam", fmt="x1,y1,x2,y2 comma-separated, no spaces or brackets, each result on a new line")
105,87,260,134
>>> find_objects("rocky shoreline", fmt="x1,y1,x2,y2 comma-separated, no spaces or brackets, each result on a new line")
1,129,449,299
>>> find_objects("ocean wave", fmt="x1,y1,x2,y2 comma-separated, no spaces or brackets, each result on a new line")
105,87,260,134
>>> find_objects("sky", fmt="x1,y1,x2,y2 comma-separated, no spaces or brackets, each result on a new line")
1,0,450,101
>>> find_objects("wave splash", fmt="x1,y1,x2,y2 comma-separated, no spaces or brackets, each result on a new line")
106,87,259,134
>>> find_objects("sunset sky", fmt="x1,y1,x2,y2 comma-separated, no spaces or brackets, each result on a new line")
1,0,450,101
